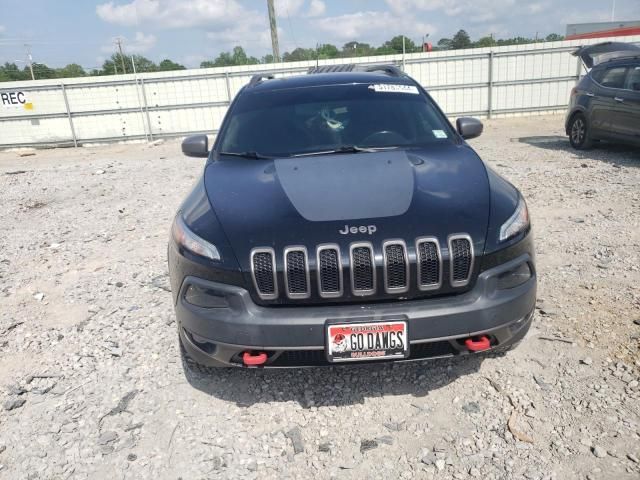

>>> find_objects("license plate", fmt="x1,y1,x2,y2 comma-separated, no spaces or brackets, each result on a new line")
326,321,408,363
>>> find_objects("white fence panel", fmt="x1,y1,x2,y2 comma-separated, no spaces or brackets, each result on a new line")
0,35,638,148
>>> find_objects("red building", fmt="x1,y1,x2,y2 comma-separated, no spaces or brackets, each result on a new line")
566,21,640,40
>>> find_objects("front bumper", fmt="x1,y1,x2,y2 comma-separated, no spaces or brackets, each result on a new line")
175,253,536,368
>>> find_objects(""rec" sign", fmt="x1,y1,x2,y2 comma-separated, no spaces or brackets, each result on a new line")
1,91,33,110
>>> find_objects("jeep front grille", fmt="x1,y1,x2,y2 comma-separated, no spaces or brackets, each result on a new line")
249,234,473,301
250,248,277,300
284,247,310,299
317,245,342,298
350,243,376,295
383,241,409,293
449,234,474,287
416,237,441,290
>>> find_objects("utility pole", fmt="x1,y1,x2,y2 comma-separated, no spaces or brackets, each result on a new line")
115,37,127,74
25,44,35,80
267,0,280,62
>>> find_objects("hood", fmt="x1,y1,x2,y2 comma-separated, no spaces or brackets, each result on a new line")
204,144,490,272
573,41,640,69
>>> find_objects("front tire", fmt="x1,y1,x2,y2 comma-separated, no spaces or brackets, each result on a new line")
568,113,593,150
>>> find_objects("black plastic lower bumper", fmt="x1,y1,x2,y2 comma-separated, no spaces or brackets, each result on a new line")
175,253,536,368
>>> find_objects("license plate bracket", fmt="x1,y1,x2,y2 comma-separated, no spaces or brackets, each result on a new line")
325,318,409,363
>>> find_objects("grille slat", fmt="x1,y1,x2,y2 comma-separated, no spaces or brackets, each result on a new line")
416,238,441,290
251,249,277,299
317,245,342,298
449,235,473,287
383,241,409,293
284,247,310,298
350,244,375,295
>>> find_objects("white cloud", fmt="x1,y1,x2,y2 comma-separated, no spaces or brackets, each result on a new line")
306,0,325,17
128,32,157,53
100,32,157,55
316,10,436,43
96,0,247,29
275,0,305,17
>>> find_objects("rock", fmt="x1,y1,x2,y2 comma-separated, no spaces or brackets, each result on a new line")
318,442,331,453
592,446,607,458
97,431,118,445
33,292,45,302
469,467,481,477
360,439,378,453
376,435,394,445
462,402,481,414
286,427,304,454
3,397,26,411
151,139,165,146
95,169,105,175
115,281,123,288
627,453,639,464
435,459,446,471
581,357,593,366
633,319,640,326
127,453,137,461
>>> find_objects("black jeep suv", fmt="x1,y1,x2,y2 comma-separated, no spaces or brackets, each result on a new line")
567,41,640,149
169,65,536,368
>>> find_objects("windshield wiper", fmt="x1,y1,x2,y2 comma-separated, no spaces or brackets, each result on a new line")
218,151,272,159
292,145,398,157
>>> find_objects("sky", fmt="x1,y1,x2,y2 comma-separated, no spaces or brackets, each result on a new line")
0,0,638,69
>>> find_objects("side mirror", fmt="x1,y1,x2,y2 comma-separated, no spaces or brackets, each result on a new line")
456,117,483,140
181,135,209,158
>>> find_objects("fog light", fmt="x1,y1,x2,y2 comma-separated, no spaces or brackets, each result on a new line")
184,284,229,308
496,262,531,289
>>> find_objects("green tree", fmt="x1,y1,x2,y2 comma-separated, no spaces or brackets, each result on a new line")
436,38,452,50
282,47,316,62
57,63,86,78
450,30,472,49
474,36,496,48
261,53,275,64
131,55,157,73
545,33,564,42
0,62,29,81
158,59,185,71
377,36,419,55
317,43,339,59
31,63,56,79
342,41,375,57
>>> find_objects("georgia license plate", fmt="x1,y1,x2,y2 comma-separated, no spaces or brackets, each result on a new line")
326,321,408,363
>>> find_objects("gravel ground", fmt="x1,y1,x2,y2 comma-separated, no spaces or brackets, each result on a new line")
1,115,639,480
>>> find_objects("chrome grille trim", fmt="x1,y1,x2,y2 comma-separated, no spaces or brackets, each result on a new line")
448,234,474,287
349,242,376,296
250,247,278,300
283,246,310,299
382,240,409,294
316,244,343,298
415,237,442,291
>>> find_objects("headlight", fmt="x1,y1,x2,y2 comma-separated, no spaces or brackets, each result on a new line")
499,197,530,242
171,214,221,261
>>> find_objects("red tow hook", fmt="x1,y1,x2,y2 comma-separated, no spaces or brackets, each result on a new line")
242,351,268,366
464,336,491,352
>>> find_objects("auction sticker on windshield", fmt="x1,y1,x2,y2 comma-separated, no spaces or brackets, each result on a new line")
326,321,408,362
368,84,419,94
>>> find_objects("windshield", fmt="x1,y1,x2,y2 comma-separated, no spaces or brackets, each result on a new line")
217,82,456,157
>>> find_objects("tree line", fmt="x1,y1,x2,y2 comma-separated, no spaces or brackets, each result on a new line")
0,30,564,82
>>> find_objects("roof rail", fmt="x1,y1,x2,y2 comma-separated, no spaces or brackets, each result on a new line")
307,63,403,76
361,64,403,76
249,73,275,87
